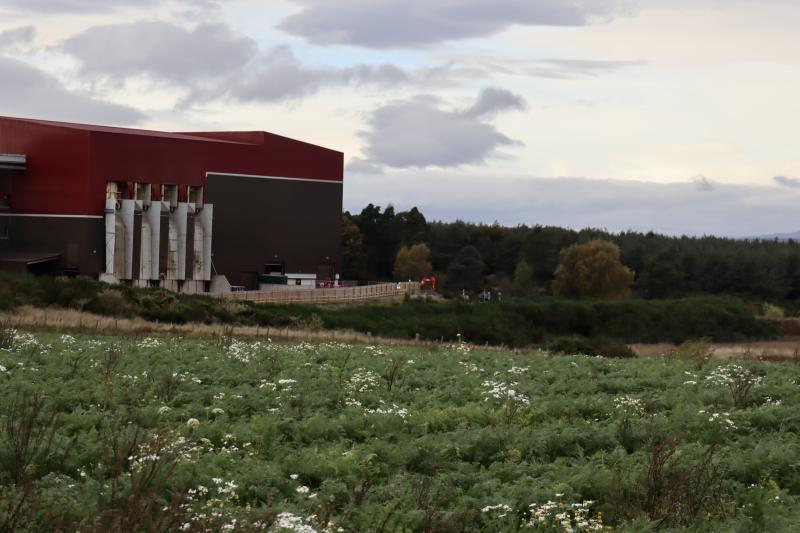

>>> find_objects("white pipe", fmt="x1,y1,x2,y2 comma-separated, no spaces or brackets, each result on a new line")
104,198,116,275
120,199,135,280
147,200,161,280
200,204,213,281
174,202,188,281
140,216,152,280
192,215,203,280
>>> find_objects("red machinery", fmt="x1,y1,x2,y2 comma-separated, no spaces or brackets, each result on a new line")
420,276,437,292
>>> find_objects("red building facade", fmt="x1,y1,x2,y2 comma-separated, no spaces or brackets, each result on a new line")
0,116,343,290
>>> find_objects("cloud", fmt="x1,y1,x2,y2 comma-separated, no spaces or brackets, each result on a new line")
356,89,525,169
692,175,715,191
344,173,800,237
189,45,425,104
773,176,800,188
525,58,645,79
0,25,34,50
0,56,144,124
280,0,633,48
427,53,645,80
61,22,458,104
346,158,385,175
62,21,258,84
0,0,154,12
463,87,526,118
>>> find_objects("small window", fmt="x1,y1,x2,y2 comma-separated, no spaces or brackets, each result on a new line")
0,218,9,240
0,194,9,209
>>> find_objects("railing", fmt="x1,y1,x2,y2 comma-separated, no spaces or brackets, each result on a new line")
211,281,419,305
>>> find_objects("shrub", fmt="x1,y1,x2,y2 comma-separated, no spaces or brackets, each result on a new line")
673,338,714,367
545,337,597,355
84,289,138,317
596,341,636,359
762,302,785,319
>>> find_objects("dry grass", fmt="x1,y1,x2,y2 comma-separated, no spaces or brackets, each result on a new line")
4,306,799,362
631,340,800,362
0,306,523,353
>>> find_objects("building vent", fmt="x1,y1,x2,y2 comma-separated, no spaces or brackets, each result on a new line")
0,154,26,171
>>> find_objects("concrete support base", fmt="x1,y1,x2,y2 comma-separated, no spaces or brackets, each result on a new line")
210,275,231,294
99,273,119,285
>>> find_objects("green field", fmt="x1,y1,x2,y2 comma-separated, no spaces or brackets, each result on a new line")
1,330,799,532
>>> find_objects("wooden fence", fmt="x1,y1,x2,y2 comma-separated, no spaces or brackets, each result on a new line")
211,282,419,305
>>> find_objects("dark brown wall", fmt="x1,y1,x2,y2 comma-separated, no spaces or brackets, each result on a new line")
206,174,342,288
3,216,104,275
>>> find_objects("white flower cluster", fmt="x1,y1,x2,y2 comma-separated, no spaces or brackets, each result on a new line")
698,410,737,430
12,331,51,354
345,368,381,394
447,341,472,354
257,379,276,391
612,395,645,416
364,400,409,419
269,511,319,533
364,345,385,356
481,379,530,405
459,361,482,374
178,477,241,532
524,499,605,531
343,368,409,418
683,371,698,386
127,432,196,473
136,336,163,349
706,364,762,388
481,503,513,517
225,339,263,363
762,396,782,407
60,334,76,345
509,366,530,375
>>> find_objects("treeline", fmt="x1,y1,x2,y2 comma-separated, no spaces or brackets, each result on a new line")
0,273,777,348
343,204,800,301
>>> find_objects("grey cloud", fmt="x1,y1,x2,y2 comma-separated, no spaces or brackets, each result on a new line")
0,56,144,124
0,0,154,12
463,88,526,118
62,21,453,104
428,53,644,80
0,25,34,49
693,175,715,192
185,45,452,105
0,0,223,13
357,90,525,169
773,176,800,188
526,58,645,79
346,158,385,175
62,21,257,83
280,0,632,48
344,174,800,238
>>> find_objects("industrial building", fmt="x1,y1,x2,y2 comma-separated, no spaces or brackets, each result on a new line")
0,116,343,291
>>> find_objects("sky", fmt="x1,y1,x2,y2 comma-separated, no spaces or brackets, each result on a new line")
0,0,799,237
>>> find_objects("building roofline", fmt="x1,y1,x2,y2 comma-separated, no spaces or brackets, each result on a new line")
0,115,343,155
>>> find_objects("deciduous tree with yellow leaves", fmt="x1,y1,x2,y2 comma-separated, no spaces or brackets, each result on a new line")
552,240,635,299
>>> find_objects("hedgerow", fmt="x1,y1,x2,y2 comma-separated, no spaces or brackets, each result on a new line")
0,273,778,349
